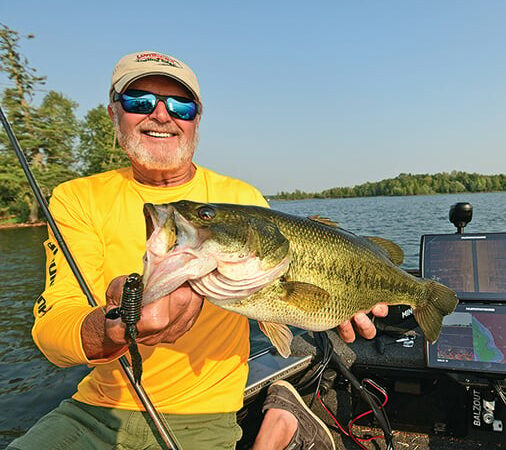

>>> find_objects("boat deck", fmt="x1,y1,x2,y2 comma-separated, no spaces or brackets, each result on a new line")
239,330,505,449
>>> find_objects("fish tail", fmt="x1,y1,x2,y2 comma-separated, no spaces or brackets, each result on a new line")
413,281,458,343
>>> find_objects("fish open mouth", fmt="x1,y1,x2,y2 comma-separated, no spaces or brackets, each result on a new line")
142,203,217,305
141,202,291,306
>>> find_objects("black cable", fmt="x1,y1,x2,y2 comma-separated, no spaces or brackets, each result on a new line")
314,331,397,450
295,330,333,407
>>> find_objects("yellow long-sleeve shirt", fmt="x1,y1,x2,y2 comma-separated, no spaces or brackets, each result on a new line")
32,165,268,414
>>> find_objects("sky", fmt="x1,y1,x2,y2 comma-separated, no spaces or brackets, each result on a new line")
1,1,505,195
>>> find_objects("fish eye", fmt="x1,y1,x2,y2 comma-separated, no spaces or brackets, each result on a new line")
198,206,216,220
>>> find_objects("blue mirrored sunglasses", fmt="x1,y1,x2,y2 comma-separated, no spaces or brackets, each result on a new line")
113,89,199,120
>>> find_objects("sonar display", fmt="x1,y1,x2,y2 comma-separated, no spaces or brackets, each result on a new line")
427,304,506,374
421,233,506,301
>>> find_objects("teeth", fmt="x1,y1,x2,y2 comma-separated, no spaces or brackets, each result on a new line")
145,131,175,138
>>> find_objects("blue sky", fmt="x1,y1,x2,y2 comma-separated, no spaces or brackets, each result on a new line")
1,1,505,195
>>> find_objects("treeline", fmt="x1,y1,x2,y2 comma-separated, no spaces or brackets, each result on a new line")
274,172,506,200
0,24,129,224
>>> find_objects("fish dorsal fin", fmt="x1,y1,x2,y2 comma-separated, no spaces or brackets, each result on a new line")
307,215,339,228
365,237,404,265
258,321,293,358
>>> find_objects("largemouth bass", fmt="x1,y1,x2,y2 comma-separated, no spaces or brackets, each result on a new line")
142,200,458,357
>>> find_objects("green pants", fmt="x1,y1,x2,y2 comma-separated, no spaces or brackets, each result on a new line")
7,399,242,450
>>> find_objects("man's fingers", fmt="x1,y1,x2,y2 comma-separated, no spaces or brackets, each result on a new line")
134,285,204,345
371,303,388,318
337,307,383,343
105,275,128,309
337,320,356,343
352,312,377,340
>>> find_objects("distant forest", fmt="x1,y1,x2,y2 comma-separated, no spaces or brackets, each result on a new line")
272,172,506,200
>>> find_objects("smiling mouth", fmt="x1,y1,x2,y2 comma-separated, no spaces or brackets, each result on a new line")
143,131,176,138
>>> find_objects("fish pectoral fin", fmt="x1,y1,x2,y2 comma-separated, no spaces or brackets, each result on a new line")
365,236,404,266
258,321,293,358
282,281,332,305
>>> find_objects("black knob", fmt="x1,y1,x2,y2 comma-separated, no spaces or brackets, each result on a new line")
449,202,473,234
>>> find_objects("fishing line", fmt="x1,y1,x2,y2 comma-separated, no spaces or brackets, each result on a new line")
0,105,180,450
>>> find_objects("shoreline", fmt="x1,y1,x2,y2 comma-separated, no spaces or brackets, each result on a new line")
0,221,45,230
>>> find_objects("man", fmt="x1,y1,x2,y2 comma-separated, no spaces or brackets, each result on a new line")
8,51,387,449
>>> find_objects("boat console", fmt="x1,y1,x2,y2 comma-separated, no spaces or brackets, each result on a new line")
240,202,505,448
422,225,506,379
350,202,505,443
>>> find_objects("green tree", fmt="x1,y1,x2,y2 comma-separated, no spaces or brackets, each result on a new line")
271,172,505,200
0,25,79,223
0,152,27,221
0,24,47,222
38,91,79,165
78,105,129,176
0,24,45,158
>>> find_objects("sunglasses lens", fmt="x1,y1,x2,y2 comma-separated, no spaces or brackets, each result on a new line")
121,93,157,114
118,90,198,120
166,97,198,120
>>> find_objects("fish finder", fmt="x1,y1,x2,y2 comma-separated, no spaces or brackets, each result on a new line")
425,302,506,375
421,231,506,375
421,232,506,302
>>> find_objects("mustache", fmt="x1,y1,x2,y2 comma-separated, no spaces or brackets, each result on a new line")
140,121,181,134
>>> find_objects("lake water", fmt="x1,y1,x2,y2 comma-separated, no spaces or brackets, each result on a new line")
0,192,505,445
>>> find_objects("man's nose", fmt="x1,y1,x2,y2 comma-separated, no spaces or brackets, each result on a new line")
149,100,174,122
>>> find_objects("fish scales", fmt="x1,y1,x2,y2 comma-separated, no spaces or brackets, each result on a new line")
235,209,428,327
142,201,458,357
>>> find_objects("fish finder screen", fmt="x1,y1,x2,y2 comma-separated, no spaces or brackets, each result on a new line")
426,303,506,374
421,233,506,301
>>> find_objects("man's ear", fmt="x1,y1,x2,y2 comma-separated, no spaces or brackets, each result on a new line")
107,104,114,120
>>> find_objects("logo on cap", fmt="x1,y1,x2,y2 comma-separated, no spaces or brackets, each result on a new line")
136,52,183,68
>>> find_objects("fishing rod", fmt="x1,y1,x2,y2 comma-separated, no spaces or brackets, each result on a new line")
0,105,180,450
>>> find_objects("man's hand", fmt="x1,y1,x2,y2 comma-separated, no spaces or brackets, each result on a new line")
105,276,204,346
337,303,388,343
82,276,203,360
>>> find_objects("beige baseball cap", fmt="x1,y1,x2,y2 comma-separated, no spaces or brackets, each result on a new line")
111,51,201,102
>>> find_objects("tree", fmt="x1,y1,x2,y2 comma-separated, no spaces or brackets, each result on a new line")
0,25,78,223
271,172,505,200
36,91,80,201
38,91,79,166
0,24,46,159
78,105,129,176
0,24,47,222
0,152,28,221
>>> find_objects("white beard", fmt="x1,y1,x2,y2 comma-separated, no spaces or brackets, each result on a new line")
112,105,199,171
121,129,198,171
